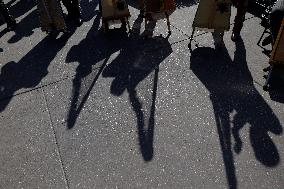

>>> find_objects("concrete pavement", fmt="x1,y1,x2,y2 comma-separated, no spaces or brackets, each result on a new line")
1,0,284,188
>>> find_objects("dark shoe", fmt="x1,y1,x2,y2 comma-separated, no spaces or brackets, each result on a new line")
262,35,272,46
231,32,240,42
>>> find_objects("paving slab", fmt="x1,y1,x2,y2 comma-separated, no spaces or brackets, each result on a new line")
0,89,67,189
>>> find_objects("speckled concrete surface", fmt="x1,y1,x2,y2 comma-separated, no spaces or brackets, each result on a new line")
0,0,284,188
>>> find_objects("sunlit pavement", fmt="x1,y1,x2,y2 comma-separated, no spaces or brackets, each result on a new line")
0,0,284,188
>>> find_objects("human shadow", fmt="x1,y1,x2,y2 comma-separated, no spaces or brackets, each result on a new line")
102,17,172,161
80,0,100,22
65,13,129,129
190,38,282,189
9,0,37,19
0,0,38,43
8,8,38,43
0,30,75,112
0,0,36,28
6,0,99,44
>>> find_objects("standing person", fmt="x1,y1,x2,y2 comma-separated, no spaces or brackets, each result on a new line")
231,0,248,41
37,0,67,33
0,0,16,31
61,0,82,26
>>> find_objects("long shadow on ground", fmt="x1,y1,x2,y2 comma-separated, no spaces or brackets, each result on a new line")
190,37,283,189
66,15,172,161
102,17,172,161
0,29,75,112
65,13,128,129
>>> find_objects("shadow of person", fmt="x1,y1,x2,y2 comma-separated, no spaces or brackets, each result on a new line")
7,0,99,44
9,0,37,19
190,37,282,189
0,30,74,112
102,16,173,161
8,8,38,43
80,0,100,22
65,13,129,129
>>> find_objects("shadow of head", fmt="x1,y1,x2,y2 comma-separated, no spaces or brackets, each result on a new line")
102,35,172,96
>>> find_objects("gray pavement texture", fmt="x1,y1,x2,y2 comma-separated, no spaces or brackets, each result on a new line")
1,0,284,188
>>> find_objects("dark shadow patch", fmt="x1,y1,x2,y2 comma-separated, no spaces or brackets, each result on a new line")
190,37,282,189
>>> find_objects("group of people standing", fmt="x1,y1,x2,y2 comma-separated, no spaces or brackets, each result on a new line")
0,0,81,33
37,0,81,32
0,0,283,42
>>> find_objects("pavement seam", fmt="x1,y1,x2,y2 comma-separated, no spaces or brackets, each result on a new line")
41,86,70,189
0,76,71,102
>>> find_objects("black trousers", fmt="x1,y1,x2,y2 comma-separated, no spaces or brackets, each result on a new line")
0,0,15,25
270,0,284,41
61,0,81,18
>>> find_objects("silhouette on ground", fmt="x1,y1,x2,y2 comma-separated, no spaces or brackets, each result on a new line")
2,0,99,43
65,13,128,129
0,0,36,38
9,0,36,20
66,15,172,161
102,17,172,161
8,8,38,43
190,37,282,189
0,30,75,112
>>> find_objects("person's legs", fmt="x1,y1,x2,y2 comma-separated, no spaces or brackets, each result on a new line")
231,0,248,41
0,0,16,30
